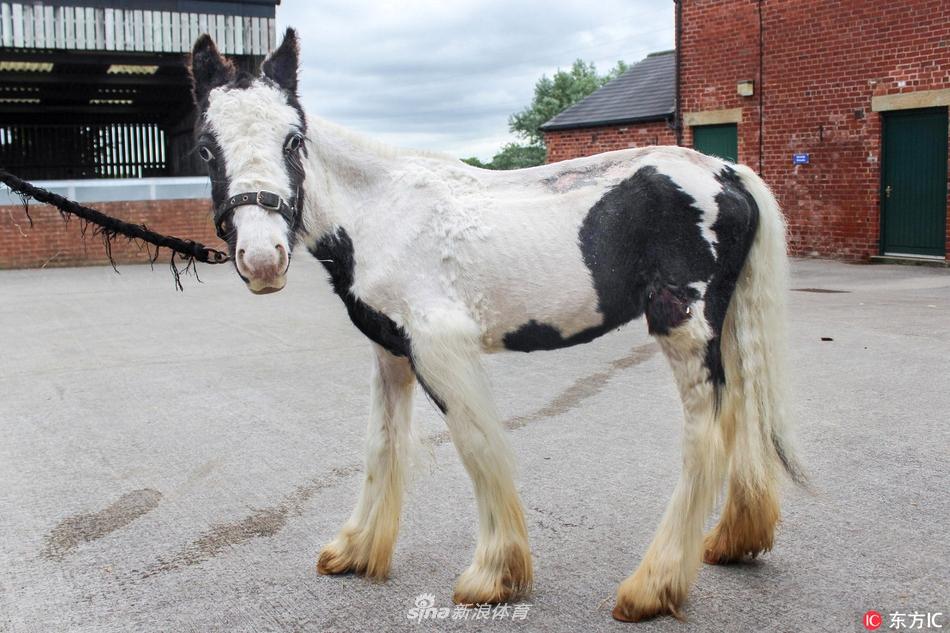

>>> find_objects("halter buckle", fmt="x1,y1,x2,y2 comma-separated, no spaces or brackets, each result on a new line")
256,190,281,210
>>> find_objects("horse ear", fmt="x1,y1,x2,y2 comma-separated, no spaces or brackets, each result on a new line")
190,34,234,108
261,28,299,94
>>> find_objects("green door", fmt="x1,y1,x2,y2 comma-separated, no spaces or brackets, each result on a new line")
881,107,948,257
693,123,738,162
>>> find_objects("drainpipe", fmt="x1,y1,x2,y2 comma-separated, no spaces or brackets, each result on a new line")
758,0,765,173
673,0,683,146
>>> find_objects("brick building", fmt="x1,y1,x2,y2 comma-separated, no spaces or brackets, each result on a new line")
542,50,677,162
542,0,950,263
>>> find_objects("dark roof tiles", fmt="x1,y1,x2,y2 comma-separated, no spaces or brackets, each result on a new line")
540,50,675,131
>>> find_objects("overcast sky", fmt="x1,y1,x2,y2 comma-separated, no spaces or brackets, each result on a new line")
275,1,674,161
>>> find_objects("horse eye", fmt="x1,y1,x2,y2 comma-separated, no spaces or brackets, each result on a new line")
285,134,302,152
198,146,214,162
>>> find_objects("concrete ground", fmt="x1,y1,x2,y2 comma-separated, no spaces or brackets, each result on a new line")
0,257,947,633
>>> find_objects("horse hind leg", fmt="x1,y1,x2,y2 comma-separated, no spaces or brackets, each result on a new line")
613,290,728,621
702,467,780,565
702,290,781,564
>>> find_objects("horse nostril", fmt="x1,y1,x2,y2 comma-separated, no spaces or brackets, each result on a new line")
275,243,288,270
237,248,247,267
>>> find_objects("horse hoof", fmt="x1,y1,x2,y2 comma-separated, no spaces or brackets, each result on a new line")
611,595,682,623
452,545,533,605
316,542,358,576
702,513,776,565
452,569,529,606
612,569,685,622
317,528,394,580
612,604,668,622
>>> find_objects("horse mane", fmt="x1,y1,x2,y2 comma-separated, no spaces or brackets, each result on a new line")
306,114,459,164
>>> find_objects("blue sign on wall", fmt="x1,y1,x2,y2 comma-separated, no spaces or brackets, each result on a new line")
793,153,810,165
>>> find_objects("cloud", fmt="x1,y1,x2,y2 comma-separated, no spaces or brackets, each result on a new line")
277,1,673,160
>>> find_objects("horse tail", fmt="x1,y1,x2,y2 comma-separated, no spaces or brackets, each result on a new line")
724,164,807,487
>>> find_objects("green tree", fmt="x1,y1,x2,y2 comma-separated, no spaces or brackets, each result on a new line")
466,59,628,170
510,59,627,147
461,156,489,168
483,143,547,170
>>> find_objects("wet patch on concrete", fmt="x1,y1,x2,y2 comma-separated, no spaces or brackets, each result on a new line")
792,288,851,293
424,342,658,446
144,465,360,576
506,342,658,430
145,343,657,575
42,488,162,560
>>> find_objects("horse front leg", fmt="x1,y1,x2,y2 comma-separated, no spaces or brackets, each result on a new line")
317,343,415,580
411,310,532,605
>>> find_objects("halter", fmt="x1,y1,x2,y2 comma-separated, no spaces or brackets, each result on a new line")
214,189,299,239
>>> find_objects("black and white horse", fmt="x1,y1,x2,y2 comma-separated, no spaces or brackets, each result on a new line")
190,30,804,622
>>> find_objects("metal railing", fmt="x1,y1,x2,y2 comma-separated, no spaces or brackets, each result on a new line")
0,122,168,179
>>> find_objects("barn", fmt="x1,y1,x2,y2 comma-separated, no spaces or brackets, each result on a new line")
542,0,950,264
0,0,278,268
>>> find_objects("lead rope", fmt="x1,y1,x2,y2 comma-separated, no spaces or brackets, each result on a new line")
0,168,230,291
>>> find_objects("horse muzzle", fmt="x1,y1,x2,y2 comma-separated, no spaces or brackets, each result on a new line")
236,242,289,294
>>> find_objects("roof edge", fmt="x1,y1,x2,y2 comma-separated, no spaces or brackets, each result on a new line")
540,112,674,132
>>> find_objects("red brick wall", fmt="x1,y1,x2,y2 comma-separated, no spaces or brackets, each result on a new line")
544,120,677,163
680,0,950,260
679,0,759,165
0,198,223,269
545,0,949,261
